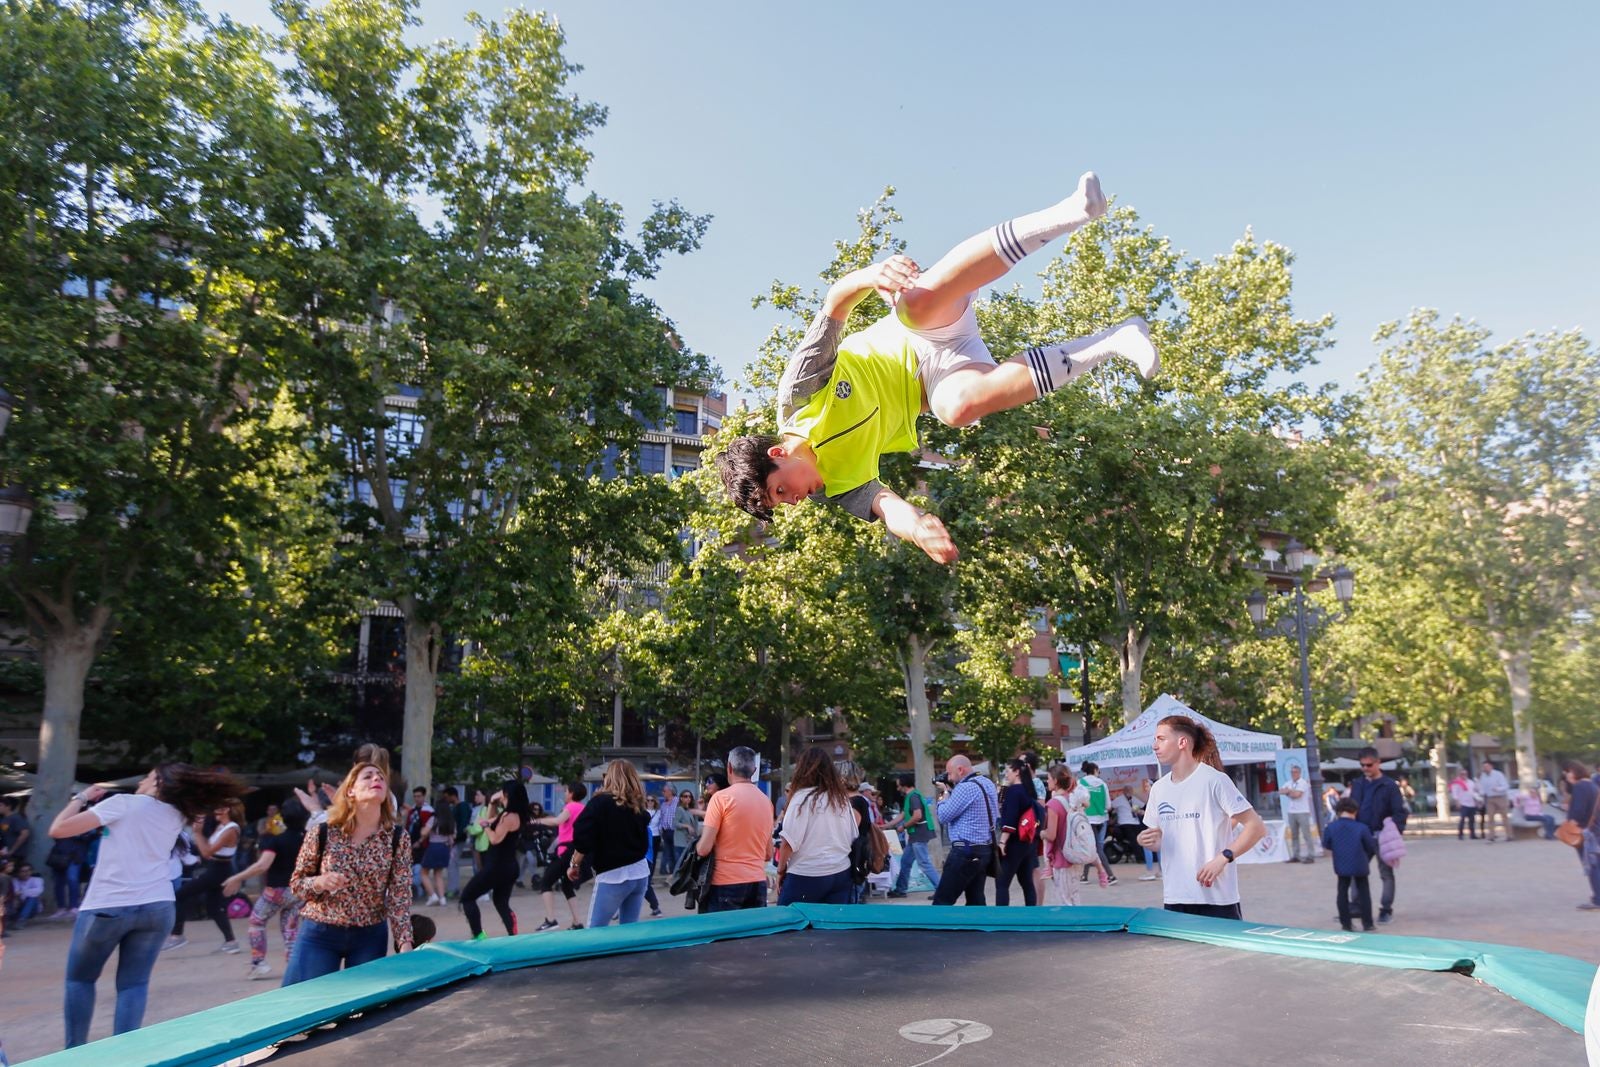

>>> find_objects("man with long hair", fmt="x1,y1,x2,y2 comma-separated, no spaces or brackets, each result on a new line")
1137,716,1265,921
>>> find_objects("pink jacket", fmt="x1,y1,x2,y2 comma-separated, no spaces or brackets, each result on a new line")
1378,817,1406,866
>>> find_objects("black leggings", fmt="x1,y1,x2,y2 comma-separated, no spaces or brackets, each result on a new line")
173,858,235,941
461,860,518,937
994,841,1038,907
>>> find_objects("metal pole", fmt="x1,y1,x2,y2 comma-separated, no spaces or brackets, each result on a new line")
1081,646,1093,746
1294,578,1326,835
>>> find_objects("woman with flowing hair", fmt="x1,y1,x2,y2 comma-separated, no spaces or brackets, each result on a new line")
570,760,653,927
776,747,857,905
1136,715,1265,920
461,779,528,940
283,761,413,985
49,764,241,1046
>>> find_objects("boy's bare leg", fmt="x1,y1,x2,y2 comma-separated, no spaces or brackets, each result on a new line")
897,172,1107,332
928,318,1158,427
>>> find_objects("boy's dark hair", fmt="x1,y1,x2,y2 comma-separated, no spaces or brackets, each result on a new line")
1335,797,1359,815
716,435,780,522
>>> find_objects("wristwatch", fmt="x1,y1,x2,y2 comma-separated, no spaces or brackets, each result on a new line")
1221,848,1236,863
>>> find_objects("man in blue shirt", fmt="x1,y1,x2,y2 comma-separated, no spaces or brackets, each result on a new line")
1348,747,1408,924
931,755,999,906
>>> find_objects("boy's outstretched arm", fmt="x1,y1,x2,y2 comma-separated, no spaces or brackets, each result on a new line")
821,255,921,321
871,485,959,564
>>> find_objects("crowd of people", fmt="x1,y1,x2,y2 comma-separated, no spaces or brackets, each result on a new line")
3,732,1599,1058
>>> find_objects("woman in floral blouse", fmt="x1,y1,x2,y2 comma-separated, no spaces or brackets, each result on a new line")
282,762,412,986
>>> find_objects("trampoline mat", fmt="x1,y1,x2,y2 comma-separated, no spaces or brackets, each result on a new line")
264,929,1582,1065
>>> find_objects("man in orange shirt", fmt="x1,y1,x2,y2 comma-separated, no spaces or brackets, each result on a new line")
695,747,776,912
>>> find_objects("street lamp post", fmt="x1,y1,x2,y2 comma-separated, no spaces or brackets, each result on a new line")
1247,541,1354,836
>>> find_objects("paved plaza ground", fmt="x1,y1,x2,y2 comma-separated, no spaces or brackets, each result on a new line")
2,820,1595,1063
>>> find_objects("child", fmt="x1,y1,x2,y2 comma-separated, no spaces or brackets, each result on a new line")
717,173,1159,563
1322,797,1378,932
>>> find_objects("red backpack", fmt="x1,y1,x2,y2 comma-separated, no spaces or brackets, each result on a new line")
1016,801,1043,843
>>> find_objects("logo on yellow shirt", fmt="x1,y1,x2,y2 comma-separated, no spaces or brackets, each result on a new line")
835,380,852,399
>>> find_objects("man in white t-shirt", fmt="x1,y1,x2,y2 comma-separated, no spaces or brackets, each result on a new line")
1280,763,1315,863
1138,718,1266,920
1077,763,1118,886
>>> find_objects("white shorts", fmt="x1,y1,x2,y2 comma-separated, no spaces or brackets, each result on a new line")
853,298,995,404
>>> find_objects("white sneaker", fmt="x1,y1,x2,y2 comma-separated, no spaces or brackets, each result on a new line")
161,936,188,952
426,894,439,906
248,962,273,980
217,941,242,954
1138,874,1157,881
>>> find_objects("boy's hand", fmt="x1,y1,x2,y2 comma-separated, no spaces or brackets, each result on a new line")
866,255,921,302
913,513,959,563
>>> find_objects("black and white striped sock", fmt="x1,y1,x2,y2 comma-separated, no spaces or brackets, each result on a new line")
989,172,1107,267
1019,317,1158,399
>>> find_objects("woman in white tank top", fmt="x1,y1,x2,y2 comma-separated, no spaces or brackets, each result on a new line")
166,801,244,952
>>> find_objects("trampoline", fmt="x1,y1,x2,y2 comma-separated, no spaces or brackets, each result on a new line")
26,905,1594,1066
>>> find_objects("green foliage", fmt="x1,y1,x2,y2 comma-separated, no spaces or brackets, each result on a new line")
260,0,713,784
1341,311,1599,770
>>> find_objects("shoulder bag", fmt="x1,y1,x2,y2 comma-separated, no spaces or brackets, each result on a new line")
1556,793,1597,849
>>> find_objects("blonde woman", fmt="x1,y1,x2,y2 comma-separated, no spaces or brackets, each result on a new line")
283,762,412,985
570,761,652,927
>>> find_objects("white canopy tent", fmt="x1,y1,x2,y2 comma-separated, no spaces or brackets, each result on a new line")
1063,694,1283,770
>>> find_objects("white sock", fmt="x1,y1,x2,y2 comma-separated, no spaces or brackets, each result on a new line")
1021,317,1159,397
990,171,1108,266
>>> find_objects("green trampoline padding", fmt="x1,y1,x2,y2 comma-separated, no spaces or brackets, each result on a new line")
27,905,1595,1067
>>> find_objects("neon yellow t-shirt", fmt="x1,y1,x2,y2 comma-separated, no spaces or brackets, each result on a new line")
778,313,922,506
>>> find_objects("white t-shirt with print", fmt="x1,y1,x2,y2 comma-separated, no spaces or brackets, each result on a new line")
1144,764,1253,906
82,793,185,910
779,786,857,877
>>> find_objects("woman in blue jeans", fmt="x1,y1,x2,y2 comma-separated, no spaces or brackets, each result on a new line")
775,748,858,905
284,761,414,983
569,761,652,926
48,763,241,1047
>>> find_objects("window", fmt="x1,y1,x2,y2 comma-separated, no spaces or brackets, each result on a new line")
640,443,666,475
633,386,669,430
671,464,697,479
1026,656,1052,678
385,410,424,455
674,408,698,435
599,443,621,481
1030,709,1054,733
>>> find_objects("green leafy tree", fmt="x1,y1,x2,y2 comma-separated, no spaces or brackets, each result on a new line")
1348,311,1599,783
270,0,710,791
932,210,1348,724
0,0,312,863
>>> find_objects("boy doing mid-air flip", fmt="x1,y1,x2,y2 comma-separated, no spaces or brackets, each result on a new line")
717,172,1158,563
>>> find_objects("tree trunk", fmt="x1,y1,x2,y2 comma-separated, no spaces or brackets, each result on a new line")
1497,647,1537,787
901,633,935,802
401,614,442,795
1117,627,1151,724
31,620,105,869
1430,732,1451,820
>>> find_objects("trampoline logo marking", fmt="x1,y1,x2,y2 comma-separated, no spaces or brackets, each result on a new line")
899,1019,992,1066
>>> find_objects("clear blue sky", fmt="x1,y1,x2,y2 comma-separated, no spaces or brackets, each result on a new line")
208,1,1598,399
